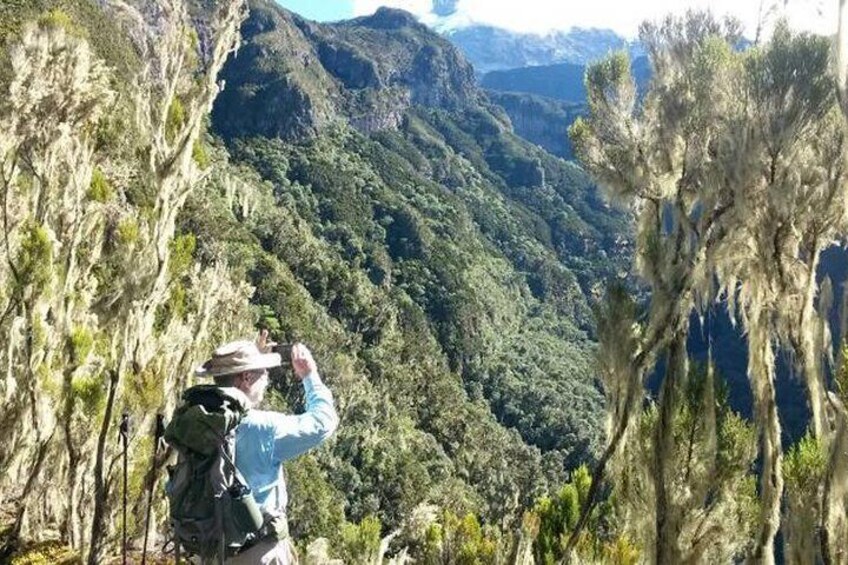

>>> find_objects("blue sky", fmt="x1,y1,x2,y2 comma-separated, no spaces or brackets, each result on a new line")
276,0,353,22
275,0,837,38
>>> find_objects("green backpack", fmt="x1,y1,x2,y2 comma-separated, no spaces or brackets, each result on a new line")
164,385,265,562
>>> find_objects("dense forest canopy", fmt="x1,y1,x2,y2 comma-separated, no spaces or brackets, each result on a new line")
0,0,847,564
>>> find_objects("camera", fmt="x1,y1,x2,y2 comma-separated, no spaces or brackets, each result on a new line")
272,342,293,360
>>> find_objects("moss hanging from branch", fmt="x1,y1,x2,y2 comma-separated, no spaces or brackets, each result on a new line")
0,1,251,561
566,12,848,563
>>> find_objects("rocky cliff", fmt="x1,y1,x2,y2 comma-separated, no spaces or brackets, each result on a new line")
486,91,582,159
213,2,478,140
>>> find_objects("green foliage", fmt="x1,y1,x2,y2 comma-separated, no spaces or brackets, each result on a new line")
528,465,632,564
338,515,382,563
30,316,47,351
70,372,105,418
782,432,826,563
285,455,346,542
585,51,632,112
166,96,186,143
609,361,758,561
568,117,590,155
784,431,827,495
153,246,192,333
187,27,199,51
9,541,79,564
570,465,592,503
715,409,757,477
36,8,83,37
66,327,93,365
116,217,140,247
168,234,196,278
746,21,833,134
167,282,187,319
192,139,211,169
601,535,640,565
0,0,38,41
86,167,113,202
255,304,282,336
15,220,52,296
127,365,164,415
35,362,61,402
226,127,609,473
422,512,498,565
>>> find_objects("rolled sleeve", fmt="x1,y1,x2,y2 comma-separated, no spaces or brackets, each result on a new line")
271,372,339,463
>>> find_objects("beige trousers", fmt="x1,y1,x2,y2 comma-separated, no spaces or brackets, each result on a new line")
225,538,297,565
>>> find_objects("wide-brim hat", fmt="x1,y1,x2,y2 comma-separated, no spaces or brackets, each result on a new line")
195,340,281,377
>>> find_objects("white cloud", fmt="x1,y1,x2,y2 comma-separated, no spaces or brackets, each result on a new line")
350,0,838,38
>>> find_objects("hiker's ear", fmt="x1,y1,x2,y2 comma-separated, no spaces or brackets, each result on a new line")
230,372,247,388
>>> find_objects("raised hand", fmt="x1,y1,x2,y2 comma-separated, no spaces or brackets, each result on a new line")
291,343,317,380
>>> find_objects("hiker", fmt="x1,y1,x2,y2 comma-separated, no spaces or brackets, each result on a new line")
194,334,339,564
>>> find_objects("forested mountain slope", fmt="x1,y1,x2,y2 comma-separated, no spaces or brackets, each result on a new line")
207,0,632,526
0,0,632,561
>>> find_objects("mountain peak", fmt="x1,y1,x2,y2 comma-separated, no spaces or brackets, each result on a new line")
443,24,635,73
354,7,424,31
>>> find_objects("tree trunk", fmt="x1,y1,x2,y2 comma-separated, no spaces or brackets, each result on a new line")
821,395,848,565
749,309,782,565
795,248,826,439
653,330,687,564
88,369,119,565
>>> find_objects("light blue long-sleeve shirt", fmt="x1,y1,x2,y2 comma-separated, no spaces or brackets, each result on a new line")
235,372,338,512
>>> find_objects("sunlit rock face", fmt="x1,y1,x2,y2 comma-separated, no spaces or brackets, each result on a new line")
213,2,478,140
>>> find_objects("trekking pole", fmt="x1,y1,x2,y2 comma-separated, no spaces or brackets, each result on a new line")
119,412,130,565
141,414,165,565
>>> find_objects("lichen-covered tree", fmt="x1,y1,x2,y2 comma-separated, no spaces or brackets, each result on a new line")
822,2,848,562
567,13,848,564
566,14,747,562
0,1,248,561
712,26,848,563
609,353,759,563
